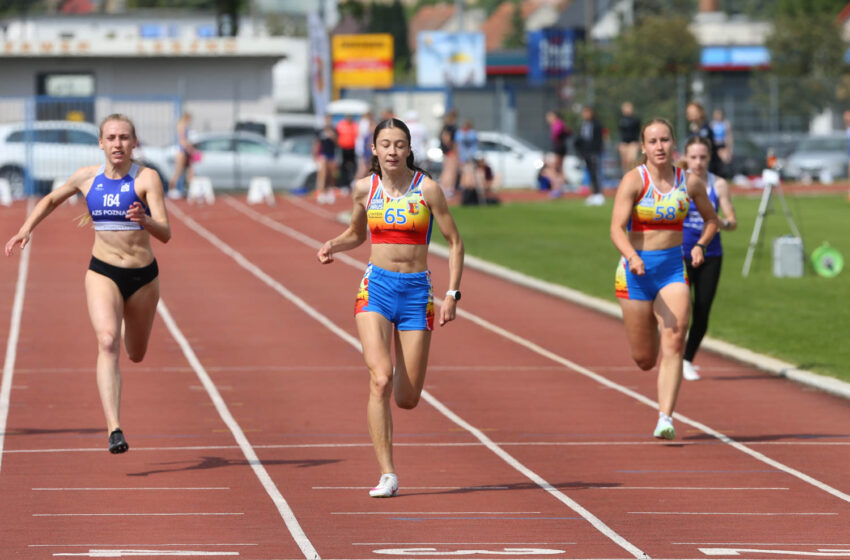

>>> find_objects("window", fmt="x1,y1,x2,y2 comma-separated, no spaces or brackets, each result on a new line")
237,139,272,155
66,129,99,146
196,139,232,152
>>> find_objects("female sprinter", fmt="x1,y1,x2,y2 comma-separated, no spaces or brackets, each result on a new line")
610,118,718,440
681,136,737,380
5,114,170,454
317,118,464,497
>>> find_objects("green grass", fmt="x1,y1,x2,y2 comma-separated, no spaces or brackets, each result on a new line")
436,193,850,381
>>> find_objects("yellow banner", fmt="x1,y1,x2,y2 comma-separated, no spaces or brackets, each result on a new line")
332,34,394,91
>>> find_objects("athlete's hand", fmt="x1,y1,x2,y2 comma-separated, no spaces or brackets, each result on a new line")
690,246,705,267
126,201,149,226
5,230,30,256
317,241,334,264
439,297,457,326
627,254,645,276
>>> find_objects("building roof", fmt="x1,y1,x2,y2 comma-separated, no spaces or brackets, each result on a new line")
408,3,456,51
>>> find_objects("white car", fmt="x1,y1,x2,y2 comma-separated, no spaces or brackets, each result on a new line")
142,131,317,192
0,120,103,197
427,130,583,189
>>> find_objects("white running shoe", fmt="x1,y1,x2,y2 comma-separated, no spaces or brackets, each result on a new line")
683,360,701,381
369,473,399,498
653,414,676,440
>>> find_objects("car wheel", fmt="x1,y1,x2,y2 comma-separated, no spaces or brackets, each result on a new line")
0,166,26,198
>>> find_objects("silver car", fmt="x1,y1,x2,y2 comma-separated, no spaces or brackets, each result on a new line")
143,131,317,192
782,133,848,182
0,120,103,197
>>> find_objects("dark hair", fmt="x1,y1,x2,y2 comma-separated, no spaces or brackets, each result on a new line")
636,118,675,165
368,118,431,178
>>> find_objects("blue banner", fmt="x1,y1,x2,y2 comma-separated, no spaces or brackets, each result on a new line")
527,28,578,84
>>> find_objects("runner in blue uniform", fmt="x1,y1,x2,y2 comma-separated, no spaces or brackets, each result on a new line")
5,114,171,454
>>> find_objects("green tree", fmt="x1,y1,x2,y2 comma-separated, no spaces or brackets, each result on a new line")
367,0,412,77
577,15,700,134
503,0,525,49
751,0,847,130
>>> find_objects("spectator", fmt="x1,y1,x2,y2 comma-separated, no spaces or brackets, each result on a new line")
545,110,570,196
455,119,479,199
315,114,337,204
167,112,194,199
438,109,459,195
617,101,641,174
686,102,722,176
710,108,734,167
575,106,604,206
336,114,359,188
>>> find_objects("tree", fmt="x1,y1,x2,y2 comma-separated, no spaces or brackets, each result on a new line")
576,15,700,135
503,0,525,49
367,0,412,75
751,0,847,130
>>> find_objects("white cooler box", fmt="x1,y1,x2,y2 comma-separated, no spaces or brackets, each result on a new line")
773,236,804,277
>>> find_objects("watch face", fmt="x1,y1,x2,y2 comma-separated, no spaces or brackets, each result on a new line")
454,291,461,301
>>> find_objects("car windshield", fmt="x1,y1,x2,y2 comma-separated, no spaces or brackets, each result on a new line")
281,135,315,156
798,136,846,152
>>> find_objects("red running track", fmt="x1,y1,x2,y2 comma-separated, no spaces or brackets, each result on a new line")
0,194,848,560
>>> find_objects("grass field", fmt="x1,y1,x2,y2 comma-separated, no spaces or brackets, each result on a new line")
437,191,850,381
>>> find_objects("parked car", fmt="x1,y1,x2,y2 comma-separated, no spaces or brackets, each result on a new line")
724,133,767,178
234,113,319,145
0,120,103,197
427,130,583,189
142,131,317,192
781,133,848,182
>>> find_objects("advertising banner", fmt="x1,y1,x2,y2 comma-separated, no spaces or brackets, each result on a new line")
332,33,394,93
416,31,485,87
308,12,331,116
527,28,578,84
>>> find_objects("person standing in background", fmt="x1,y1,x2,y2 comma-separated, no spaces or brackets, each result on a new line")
710,108,733,170
438,109,459,196
575,106,605,206
167,112,194,199
336,114,359,189
545,110,570,197
686,102,722,176
406,110,428,170
315,114,338,204
618,101,641,175
355,111,375,181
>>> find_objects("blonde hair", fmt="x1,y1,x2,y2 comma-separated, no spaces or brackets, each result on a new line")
99,113,137,139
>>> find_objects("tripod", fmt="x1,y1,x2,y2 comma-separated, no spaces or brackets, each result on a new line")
742,169,801,277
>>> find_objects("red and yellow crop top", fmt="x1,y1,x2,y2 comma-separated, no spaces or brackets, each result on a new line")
629,164,690,232
366,172,433,245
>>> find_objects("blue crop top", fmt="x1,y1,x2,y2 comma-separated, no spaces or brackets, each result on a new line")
85,163,149,231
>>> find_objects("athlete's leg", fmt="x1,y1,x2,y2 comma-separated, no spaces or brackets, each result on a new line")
123,277,160,363
356,312,396,475
684,257,722,362
85,271,124,433
618,298,659,371
393,329,432,409
653,282,691,416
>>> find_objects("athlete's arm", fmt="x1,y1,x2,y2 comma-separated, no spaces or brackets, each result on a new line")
686,173,720,267
4,166,93,256
317,176,370,264
422,178,464,326
130,167,171,243
610,168,644,275
714,176,737,231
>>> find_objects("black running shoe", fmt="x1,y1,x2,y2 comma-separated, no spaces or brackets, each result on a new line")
108,429,129,454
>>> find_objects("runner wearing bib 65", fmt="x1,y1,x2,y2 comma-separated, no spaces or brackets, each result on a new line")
318,117,464,498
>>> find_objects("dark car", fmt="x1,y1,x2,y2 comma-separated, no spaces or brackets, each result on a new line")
724,133,767,178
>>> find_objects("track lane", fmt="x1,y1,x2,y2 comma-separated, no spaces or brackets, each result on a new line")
205,194,850,559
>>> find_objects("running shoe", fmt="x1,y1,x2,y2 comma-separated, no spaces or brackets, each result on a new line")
108,429,129,454
683,360,701,381
653,415,676,440
369,473,399,498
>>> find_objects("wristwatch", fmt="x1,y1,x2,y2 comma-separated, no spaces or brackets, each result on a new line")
446,290,462,301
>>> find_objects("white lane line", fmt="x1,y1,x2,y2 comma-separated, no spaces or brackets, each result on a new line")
0,200,33,474
314,486,510,490
629,511,837,516
352,542,576,545
30,544,257,548
673,542,850,546
33,513,244,517
190,199,649,560
332,511,541,515
51,552,238,558
157,300,319,560
223,199,850,507
33,487,229,491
